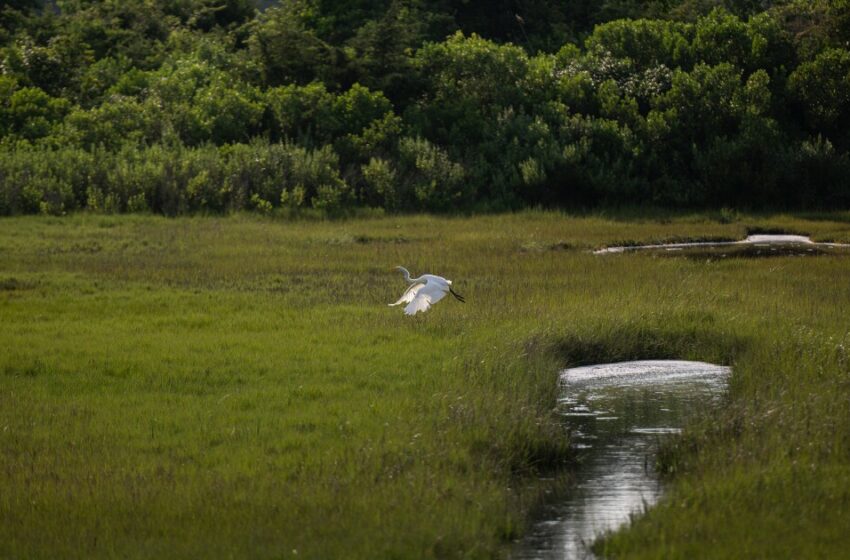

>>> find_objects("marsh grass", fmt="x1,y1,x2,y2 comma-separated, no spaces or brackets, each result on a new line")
1,211,850,558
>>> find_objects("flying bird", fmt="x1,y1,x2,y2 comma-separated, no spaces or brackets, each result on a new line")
389,266,465,316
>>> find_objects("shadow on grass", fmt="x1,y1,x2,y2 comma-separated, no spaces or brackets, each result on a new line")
551,324,747,370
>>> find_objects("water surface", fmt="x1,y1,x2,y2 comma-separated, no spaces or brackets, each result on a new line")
512,360,730,559
594,234,850,257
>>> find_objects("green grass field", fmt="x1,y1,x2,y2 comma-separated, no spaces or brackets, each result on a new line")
2,211,850,558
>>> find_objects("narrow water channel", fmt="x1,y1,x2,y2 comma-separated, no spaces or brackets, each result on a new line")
594,234,850,257
512,360,731,559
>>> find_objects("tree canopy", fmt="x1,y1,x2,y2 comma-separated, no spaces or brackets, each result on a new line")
1,0,849,215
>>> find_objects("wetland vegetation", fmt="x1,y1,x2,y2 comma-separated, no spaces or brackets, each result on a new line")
2,211,850,558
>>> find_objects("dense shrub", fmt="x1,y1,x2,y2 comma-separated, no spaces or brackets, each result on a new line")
1,0,850,213
396,136,467,211
0,141,349,216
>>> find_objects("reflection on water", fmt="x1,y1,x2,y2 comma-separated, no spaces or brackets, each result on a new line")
594,234,850,258
512,360,730,560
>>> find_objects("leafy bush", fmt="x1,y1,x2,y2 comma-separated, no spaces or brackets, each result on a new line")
396,136,467,211
0,84,70,142
0,140,350,215
361,157,398,209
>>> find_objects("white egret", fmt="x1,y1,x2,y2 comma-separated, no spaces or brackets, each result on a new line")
389,266,465,315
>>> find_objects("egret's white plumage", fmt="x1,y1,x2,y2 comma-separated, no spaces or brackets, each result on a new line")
389,266,464,315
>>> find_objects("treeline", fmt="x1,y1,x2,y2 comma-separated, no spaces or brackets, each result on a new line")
1,0,849,215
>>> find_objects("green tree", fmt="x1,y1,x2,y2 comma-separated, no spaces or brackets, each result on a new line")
265,82,396,147
2,85,70,141
584,18,692,70
411,32,532,147
396,136,468,211
138,54,263,145
187,0,258,31
788,47,850,145
346,0,434,103
247,1,342,87
2,34,93,97
58,95,151,149
51,0,172,68
691,8,751,67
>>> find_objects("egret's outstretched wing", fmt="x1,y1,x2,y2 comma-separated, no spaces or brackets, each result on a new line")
404,282,448,315
389,281,425,306
421,274,451,288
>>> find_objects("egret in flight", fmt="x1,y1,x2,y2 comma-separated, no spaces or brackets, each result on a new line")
389,266,465,315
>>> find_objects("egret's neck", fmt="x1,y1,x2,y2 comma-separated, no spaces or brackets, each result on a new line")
398,267,414,283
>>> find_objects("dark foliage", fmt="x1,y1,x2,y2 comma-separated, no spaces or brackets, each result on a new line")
1,0,849,214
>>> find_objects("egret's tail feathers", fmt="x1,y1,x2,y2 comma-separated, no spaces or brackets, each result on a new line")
450,287,465,303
